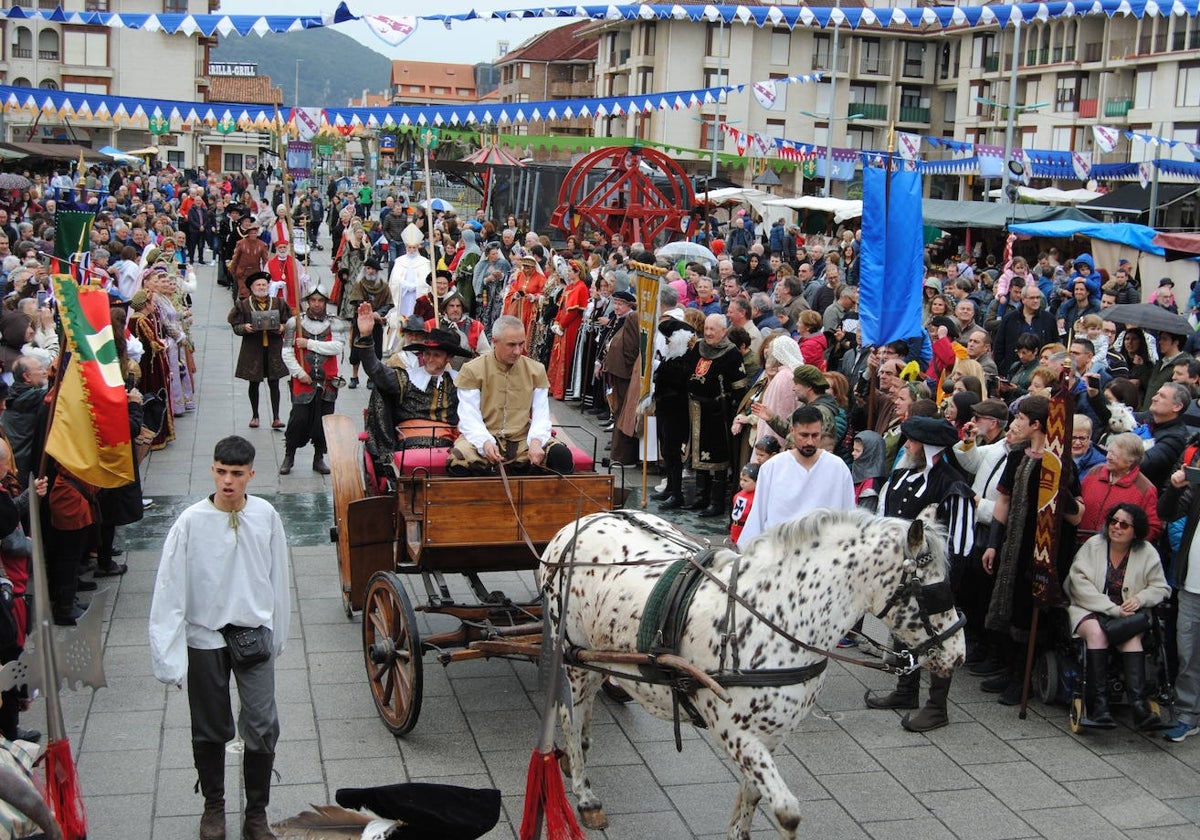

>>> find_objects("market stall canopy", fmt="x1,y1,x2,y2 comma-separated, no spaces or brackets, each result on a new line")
1080,183,1199,216
1153,232,1200,261
703,187,777,224
97,145,143,165
763,195,863,224
0,142,101,162
920,199,1091,230
985,186,1104,205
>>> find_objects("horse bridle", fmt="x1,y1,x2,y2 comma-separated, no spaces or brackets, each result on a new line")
870,548,969,674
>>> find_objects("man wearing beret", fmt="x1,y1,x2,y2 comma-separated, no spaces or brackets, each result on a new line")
865,416,975,732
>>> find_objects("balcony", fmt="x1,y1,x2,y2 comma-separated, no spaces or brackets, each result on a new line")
1105,97,1133,117
548,81,579,96
1084,42,1103,62
899,106,931,123
859,57,891,76
1137,33,1167,54
983,54,999,72
851,102,888,120
11,47,30,59
38,50,58,61
1079,99,1098,118
1025,48,1052,65
810,54,848,74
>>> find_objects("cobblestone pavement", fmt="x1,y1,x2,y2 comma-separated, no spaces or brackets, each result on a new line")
25,239,1200,840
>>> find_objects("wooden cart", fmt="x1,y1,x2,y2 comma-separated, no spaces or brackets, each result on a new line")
324,414,619,734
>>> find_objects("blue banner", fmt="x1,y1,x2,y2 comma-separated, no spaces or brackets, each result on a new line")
859,165,925,348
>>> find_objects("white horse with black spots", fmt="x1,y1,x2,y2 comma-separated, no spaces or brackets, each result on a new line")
538,507,966,839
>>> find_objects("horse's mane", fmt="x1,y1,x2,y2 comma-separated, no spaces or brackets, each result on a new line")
744,508,950,579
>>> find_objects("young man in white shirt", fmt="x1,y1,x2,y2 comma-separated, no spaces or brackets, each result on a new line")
149,436,291,840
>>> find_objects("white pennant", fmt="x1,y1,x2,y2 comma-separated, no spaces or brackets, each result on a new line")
1093,125,1119,153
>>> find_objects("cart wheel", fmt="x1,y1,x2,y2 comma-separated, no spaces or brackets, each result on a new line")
363,571,423,735
1034,650,1058,706
1069,696,1084,734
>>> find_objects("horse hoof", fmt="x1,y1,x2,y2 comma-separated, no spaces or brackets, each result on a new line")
578,806,608,830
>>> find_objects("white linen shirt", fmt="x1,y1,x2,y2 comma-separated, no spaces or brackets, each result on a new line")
148,495,291,686
736,450,856,548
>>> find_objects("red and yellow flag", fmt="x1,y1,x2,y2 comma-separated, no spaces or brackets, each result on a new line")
44,275,133,489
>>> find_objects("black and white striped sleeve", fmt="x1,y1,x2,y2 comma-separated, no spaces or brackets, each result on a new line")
943,493,976,561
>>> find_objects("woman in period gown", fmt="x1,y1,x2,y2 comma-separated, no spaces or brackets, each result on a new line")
127,287,175,449
502,254,547,350
548,258,591,400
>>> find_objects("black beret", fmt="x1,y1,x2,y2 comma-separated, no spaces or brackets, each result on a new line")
901,416,960,448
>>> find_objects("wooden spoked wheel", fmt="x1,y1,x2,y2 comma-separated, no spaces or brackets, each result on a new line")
362,571,424,734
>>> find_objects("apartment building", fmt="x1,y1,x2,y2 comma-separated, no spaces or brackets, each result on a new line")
585,1,1200,208
1,0,212,167
494,20,597,156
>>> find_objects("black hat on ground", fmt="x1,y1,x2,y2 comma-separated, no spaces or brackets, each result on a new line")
336,783,501,840
901,416,960,448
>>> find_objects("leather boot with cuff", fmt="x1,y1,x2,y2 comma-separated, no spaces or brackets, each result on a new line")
902,673,952,732
242,751,276,840
278,450,295,476
1084,648,1117,728
193,742,227,840
865,668,921,710
1122,651,1163,731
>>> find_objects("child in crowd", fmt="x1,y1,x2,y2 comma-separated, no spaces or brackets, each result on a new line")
730,463,758,545
750,436,781,465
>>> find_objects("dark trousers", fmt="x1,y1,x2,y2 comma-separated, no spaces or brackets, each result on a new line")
284,396,335,452
44,524,89,621
187,645,279,753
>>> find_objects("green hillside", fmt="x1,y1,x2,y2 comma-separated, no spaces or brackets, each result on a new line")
210,27,392,109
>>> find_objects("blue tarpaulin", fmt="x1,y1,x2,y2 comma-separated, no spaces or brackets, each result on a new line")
1007,220,1165,254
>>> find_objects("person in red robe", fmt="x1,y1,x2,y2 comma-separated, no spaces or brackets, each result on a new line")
502,253,546,350
548,258,590,399
266,239,309,312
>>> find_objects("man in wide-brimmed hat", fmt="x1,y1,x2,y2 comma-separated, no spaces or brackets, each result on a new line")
865,415,975,733
356,303,469,467
229,215,269,300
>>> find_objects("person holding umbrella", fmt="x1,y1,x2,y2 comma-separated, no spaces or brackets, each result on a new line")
279,281,348,476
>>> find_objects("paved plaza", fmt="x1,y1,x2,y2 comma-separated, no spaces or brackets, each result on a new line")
21,245,1200,840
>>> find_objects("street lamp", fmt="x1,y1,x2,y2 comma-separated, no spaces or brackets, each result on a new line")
294,59,302,110
973,95,1048,202
800,109,864,197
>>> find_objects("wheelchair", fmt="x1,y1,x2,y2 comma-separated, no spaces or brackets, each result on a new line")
1032,604,1174,734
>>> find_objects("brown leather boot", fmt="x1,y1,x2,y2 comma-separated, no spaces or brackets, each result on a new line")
193,742,226,840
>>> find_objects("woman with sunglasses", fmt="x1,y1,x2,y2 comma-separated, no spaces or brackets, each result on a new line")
1064,502,1170,729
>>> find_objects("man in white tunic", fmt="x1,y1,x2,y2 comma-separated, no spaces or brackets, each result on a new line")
148,436,291,840
736,404,856,547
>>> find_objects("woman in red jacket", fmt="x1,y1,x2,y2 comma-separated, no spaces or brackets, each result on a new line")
1078,432,1163,544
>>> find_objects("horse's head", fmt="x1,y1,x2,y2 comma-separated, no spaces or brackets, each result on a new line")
876,516,967,678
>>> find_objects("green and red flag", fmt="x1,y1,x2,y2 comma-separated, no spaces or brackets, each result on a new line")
44,275,133,489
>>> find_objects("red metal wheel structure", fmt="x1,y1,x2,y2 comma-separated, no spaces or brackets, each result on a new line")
550,145,696,245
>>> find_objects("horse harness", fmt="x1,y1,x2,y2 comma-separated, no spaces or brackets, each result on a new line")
545,510,965,749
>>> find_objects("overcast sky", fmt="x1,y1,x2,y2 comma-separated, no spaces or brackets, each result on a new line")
217,0,568,65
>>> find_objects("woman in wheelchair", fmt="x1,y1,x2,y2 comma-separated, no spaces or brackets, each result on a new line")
1064,502,1171,730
